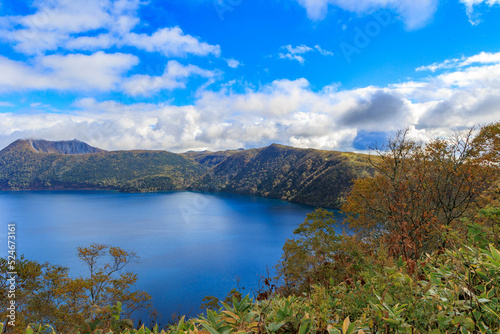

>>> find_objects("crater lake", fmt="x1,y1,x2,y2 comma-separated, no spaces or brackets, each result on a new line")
0,191,345,324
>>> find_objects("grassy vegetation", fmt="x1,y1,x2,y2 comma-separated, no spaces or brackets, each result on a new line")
5,240,500,333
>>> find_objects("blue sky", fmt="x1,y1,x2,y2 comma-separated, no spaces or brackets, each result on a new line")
0,0,499,152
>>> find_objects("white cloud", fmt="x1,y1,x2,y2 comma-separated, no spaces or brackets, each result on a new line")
295,0,438,29
279,44,313,63
461,51,500,66
0,101,14,107
416,58,461,72
20,0,113,32
226,59,241,68
0,53,218,96
125,27,221,57
459,0,500,24
416,51,500,72
0,0,220,58
0,0,138,54
0,52,138,92
279,44,334,64
279,53,307,64
2,52,500,153
123,60,217,96
65,27,221,58
66,34,116,50
315,45,334,56
0,0,223,98
283,44,314,55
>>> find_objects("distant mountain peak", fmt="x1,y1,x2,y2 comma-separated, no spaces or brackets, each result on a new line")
267,143,288,148
25,139,105,155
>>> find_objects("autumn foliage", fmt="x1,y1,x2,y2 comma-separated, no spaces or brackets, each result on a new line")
0,244,151,333
342,124,499,260
278,123,500,297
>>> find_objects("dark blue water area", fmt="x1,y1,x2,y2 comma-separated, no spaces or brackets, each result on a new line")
0,191,345,325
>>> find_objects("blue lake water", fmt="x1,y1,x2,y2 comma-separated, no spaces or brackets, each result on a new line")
0,191,343,325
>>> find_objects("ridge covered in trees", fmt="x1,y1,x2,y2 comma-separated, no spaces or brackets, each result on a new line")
0,140,375,209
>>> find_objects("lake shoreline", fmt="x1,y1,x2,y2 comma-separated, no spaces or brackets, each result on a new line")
0,188,326,209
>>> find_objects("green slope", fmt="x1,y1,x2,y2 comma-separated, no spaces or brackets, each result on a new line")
190,144,375,208
181,148,247,168
0,140,375,208
0,140,207,192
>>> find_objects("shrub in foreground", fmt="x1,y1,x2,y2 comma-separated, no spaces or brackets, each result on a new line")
6,243,499,334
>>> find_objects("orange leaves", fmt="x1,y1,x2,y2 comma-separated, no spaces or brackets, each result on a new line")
342,125,500,260
471,121,500,166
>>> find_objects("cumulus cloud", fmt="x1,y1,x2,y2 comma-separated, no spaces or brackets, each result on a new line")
0,53,216,96
416,58,461,72
0,52,139,92
0,0,223,98
0,0,220,57
415,64,500,129
2,51,500,153
124,27,221,57
279,44,313,64
340,91,410,128
66,34,116,50
226,59,241,68
416,51,500,72
295,0,438,29
0,0,137,54
123,60,218,96
461,51,500,66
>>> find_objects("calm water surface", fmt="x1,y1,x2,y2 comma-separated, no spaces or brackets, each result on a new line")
0,191,343,324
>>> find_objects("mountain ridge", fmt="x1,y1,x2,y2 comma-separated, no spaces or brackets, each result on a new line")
190,143,374,208
6,139,106,155
0,139,375,208
29,139,105,154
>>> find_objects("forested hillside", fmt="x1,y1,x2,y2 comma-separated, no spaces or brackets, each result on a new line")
0,140,374,208
0,139,207,192
181,148,247,168
191,144,375,208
